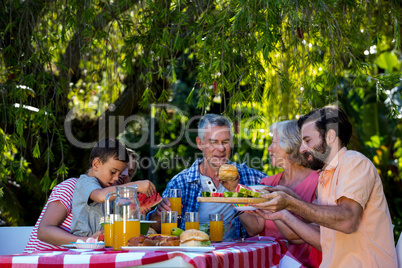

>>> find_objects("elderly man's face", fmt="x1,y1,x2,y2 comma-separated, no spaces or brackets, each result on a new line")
300,121,331,170
197,125,232,169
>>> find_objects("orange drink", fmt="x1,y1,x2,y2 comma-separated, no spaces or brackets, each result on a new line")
209,213,223,242
185,221,199,230
113,220,140,251
161,211,178,235
161,222,177,235
104,222,113,247
185,212,199,230
169,197,182,215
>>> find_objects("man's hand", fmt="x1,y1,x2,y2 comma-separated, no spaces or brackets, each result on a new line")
251,191,292,212
153,197,172,216
136,180,156,197
220,174,240,192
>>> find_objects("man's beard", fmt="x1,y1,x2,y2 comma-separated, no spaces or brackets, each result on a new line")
303,139,331,170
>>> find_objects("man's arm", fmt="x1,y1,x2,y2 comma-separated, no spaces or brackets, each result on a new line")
252,192,362,234
149,197,172,233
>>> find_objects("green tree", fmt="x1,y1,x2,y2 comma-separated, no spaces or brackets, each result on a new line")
0,0,401,240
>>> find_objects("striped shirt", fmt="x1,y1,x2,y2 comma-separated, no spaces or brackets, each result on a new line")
24,178,77,252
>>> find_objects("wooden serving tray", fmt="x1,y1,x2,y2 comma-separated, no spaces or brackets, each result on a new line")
197,197,269,204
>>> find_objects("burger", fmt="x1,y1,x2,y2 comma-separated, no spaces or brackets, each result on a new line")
218,164,239,181
180,229,211,247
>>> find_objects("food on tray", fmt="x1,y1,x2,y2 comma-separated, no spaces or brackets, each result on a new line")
127,234,180,247
202,191,211,197
180,229,211,247
218,164,239,181
223,192,244,197
236,184,263,198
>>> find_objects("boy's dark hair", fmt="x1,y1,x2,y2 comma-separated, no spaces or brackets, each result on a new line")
89,138,129,167
297,106,353,147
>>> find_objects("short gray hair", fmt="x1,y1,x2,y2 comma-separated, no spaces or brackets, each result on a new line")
270,120,308,167
198,114,233,141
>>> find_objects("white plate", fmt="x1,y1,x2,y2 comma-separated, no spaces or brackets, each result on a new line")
249,185,272,191
121,246,215,253
141,220,157,223
233,205,258,211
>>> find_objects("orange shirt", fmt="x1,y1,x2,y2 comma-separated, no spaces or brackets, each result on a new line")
318,148,397,268
261,171,319,267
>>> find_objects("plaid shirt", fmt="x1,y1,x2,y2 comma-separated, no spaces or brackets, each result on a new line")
149,158,267,238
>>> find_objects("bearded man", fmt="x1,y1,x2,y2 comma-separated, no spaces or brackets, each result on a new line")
253,106,397,268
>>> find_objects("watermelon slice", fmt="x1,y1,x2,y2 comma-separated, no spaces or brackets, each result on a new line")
235,184,262,198
137,191,162,209
211,192,224,197
202,191,211,197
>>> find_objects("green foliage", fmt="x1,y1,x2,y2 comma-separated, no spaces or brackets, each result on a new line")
0,0,401,243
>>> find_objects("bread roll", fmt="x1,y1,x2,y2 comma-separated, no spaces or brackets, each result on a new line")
218,164,239,181
180,229,210,246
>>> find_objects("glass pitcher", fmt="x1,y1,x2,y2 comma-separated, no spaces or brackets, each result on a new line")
105,185,140,251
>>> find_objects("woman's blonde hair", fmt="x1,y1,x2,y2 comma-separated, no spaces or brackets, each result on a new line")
270,120,308,167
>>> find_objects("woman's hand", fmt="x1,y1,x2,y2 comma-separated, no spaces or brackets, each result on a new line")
136,180,156,197
247,209,286,221
268,185,301,200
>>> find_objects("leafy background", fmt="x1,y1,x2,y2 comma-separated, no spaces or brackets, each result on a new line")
0,0,401,242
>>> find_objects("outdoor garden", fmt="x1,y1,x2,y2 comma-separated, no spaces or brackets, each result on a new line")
0,0,401,243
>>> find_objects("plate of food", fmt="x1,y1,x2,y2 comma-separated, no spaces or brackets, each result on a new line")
122,229,214,252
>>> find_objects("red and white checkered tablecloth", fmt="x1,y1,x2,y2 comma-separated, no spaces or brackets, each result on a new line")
0,238,305,268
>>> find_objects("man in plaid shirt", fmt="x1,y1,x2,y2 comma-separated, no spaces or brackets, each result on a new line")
148,114,267,238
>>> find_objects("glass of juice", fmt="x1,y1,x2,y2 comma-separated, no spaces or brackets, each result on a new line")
209,213,223,242
104,214,114,247
161,211,178,235
185,212,199,230
169,189,182,216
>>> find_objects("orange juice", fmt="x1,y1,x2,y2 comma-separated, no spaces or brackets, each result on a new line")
113,220,140,251
104,222,113,247
209,220,223,242
161,222,177,235
169,197,182,215
185,221,199,230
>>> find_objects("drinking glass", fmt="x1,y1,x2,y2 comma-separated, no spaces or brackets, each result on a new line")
209,213,223,242
161,211,178,235
185,212,199,230
103,214,114,247
169,189,182,216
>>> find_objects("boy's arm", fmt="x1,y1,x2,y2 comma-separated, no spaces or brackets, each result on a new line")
89,180,156,203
